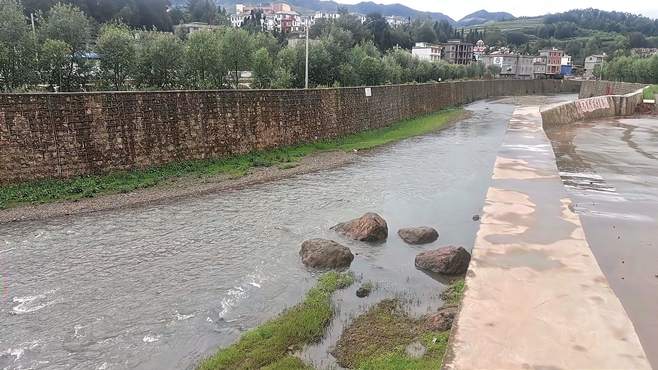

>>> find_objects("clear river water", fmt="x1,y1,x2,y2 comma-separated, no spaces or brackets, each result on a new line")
1,96,571,370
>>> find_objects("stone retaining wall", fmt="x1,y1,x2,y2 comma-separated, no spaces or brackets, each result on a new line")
0,80,580,185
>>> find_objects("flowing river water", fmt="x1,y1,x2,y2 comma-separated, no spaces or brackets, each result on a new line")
1,95,574,370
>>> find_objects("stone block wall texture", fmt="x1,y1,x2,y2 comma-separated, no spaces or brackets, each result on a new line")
0,79,580,185
578,80,646,99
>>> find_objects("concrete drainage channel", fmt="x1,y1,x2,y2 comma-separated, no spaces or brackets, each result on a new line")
446,81,656,369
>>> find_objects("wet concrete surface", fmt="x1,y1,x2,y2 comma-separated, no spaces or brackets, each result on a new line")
446,105,650,370
546,117,658,368
0,97,549,370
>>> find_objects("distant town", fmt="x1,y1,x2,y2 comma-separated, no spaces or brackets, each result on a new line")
176,2,658,82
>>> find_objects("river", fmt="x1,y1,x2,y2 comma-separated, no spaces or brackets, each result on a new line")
1,95,572,370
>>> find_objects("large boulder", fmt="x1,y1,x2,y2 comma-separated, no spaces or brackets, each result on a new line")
414,246,471,275
424,305,458,332
331,213,388,242
398,227,439,245
299,239,354,269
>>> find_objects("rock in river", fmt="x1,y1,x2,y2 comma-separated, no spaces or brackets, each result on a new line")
424,305,458,331
331,213,388,242
398,227,439,245
415,246,471,275
300,239,354,269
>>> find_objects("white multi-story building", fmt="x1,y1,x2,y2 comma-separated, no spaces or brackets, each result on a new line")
385,15,407,27
313,11,340,21
411,42,442,62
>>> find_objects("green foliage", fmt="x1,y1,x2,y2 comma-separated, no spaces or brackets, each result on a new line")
96,23,136,90
220,28,254,88
0,108,463,208
135,31,184,89
643,85,658,99
41,3,91,91
39,38,71,89
0,0,38,91
333,299,451,369
440,279,465,305
252,47,274,88
601,54,658,84
184,30,226,88
197,272,353,370
42,3,90,52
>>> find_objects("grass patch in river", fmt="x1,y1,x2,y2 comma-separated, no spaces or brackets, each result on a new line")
197,271,354,370
0,108,464,209
332,299,451,369
440,279,465,305
644,85,658,100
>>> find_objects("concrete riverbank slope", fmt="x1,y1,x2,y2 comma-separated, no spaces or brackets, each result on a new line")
0,80,579,185
444,105,650,369
541,85,645,127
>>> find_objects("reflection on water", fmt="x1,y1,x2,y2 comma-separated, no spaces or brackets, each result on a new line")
546,117,658,368
1,96,565,370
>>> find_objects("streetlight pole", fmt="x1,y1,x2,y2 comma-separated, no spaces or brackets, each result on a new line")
305,22,309,89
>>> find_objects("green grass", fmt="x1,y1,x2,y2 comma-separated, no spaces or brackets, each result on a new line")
197,271,354,370
644,85,658,100
332,299,452,369
357,331,451,370
440,279,465,305
0,108,464,210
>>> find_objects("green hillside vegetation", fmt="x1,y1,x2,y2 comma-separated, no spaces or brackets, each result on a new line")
465,9,658,65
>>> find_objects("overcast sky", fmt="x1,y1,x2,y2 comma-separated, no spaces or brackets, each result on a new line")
333,0,658,20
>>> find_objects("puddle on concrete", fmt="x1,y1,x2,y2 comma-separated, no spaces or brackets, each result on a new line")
0,95,574,370
546,117,658,368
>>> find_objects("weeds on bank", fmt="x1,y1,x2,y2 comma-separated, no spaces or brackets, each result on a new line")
197,271,354,370
0,108,464,209
643,85,658,100
440,279,465,305
332,299,451,370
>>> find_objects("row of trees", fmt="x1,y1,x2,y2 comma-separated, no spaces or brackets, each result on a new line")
598,54,658,84
0,1,497,92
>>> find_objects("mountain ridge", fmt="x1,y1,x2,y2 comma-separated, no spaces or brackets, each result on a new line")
211,0,514,25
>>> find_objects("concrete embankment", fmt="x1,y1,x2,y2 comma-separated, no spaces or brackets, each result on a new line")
444,105,651,369
540,88,645,127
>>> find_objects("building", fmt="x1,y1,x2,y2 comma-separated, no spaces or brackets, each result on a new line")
313,11,340,21
175,22,222,34
440,40,474,65
630,48,658,58
584,54,606,79
473,40,487,60
411,42,442,62
385,15,407,27
480,54,536,79
532,56,547,78
539,48,564,76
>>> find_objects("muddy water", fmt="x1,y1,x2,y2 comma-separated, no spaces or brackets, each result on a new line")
546,117,658,367
1,96,570,370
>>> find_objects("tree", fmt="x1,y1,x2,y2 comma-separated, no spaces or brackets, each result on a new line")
413,21,436,43
135,31,184,89
365,13,392,51
42,3,91,91
39,39,71,90
505,31,529,46
96,23,136,90
184,30,226,88
0,0,38,91
220,28,254,88
357,56,383,85
252,47,273,88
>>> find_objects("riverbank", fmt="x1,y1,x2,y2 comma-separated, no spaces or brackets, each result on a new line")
0,108,466,223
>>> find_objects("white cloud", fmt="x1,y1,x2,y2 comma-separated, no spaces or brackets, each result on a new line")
333,0,658,20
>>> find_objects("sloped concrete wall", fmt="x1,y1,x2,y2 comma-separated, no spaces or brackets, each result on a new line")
541,87,645,128
579,80,646,98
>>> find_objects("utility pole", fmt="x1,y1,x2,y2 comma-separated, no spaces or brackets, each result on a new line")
30,13,36,36
305,23,309,89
